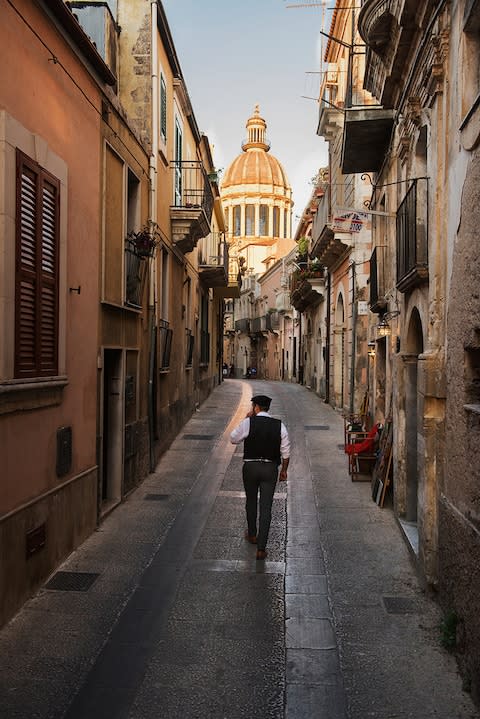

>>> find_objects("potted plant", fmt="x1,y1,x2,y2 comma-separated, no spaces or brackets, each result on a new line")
126,220,161,258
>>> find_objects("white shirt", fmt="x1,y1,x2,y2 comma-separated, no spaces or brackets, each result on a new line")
230,411,290,459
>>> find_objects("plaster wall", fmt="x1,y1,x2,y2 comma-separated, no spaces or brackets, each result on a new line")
0,0,101,626
0,0,100,512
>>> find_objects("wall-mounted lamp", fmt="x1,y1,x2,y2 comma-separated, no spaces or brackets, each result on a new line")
367,341,376,357
377,318,391,337
377,310,400,338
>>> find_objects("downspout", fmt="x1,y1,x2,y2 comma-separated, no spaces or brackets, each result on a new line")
349,261,356,414
148,0,159,471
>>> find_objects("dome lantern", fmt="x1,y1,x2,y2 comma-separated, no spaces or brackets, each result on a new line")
242,104,270,152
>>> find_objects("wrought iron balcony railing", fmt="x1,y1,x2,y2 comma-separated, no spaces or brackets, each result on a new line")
198,237,229,287
369,246,387,313
250,315,273,334
396,179,428,293
172,160,214,214
125,239,148,308
235,318,250,333
170,160,214,253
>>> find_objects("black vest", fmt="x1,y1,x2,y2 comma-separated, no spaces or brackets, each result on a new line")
244,416,281,466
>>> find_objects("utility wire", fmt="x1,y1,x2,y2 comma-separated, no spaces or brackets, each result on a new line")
5,0,150,178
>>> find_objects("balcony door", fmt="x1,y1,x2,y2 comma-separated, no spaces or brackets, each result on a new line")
174,119,182,206
333,294,346,409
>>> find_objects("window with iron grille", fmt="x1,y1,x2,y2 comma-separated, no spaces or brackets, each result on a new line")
15,150,59,378
186,329,194,367
200,294,209,364
125,242,148,307
396,179,428,291
159,319,173,371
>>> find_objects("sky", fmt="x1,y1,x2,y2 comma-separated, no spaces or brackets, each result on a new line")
161,0,330,231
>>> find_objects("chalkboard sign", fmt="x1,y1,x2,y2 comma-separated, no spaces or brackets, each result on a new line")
371,418,393,507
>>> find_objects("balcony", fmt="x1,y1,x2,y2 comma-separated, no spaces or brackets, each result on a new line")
290,270,325,312
235,318,250,333
241,274,259,296
317,68,343,142
269,311,280,330
170,160,214,254
358,0,418,107
310,198,353,269
396,179,428,293
275,289,291,313
199,238,228,288
369,246,388,314
213,256,242,299
250,316,270,335
341,107,395,174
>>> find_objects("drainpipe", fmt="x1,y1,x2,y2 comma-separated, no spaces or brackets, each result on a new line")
349,261,356,414
148,1,159,471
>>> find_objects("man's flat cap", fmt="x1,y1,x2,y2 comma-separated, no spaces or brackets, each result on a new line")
251,395,272,408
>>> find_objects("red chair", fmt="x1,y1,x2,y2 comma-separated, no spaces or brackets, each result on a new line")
345,423,381,481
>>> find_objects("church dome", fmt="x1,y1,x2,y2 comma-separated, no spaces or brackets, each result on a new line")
221,106,291,192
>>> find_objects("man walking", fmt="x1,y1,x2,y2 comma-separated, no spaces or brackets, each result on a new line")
230,395,290,560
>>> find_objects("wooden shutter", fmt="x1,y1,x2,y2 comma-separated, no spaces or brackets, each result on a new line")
15,150,59,378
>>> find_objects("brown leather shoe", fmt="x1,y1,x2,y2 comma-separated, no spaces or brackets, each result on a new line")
256,550,267,560
244,532,257,544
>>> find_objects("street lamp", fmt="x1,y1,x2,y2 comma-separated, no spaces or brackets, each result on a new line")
377,310,400,338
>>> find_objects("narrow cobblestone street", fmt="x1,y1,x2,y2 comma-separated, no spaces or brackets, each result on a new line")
0,381,477,719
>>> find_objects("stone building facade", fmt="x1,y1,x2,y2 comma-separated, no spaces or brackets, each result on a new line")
313,9,374,415
349,0,480,701
0,0,231,627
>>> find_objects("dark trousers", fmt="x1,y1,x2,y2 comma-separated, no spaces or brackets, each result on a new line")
242,461,278,551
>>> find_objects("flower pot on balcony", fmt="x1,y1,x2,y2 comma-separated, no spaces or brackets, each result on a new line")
126,222,161,258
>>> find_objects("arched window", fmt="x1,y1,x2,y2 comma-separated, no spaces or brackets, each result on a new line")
259,205,269,235
284,208,289,238
245,205,255,235
233,205,241,236
273,206,280,237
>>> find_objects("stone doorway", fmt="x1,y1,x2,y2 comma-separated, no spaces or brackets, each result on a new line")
333,294,345,409
404,308,424,523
